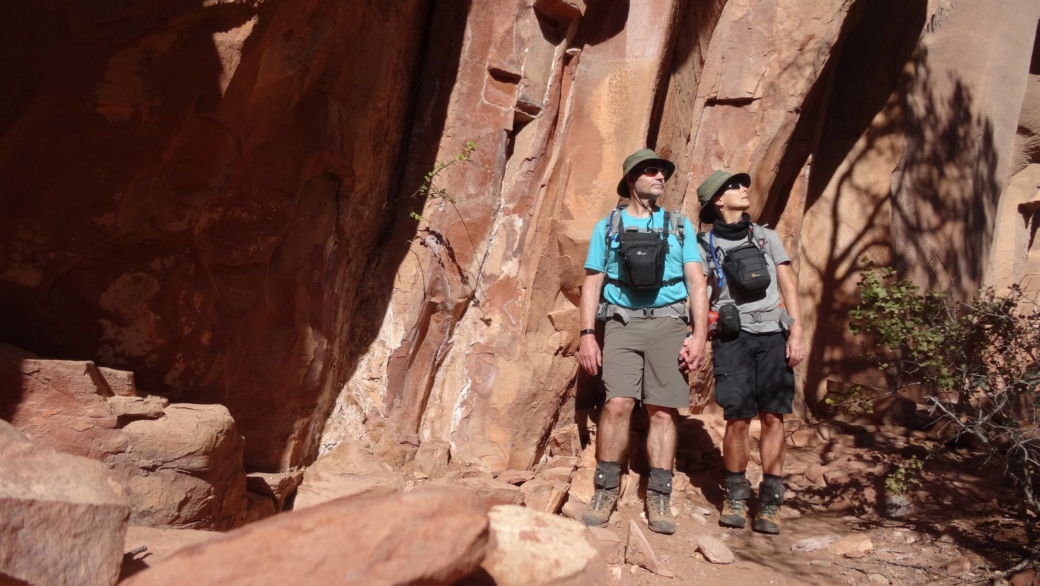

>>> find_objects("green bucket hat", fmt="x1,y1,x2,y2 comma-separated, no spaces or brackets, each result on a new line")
696,170,750,223
616,148,675,197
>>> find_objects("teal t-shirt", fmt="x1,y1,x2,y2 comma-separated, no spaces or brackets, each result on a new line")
584,208,701,308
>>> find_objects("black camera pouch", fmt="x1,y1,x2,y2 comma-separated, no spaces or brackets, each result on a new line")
717,304,741,336
720,236,770,294
617,230,667,291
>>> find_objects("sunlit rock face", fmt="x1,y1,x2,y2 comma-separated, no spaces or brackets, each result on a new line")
2,0,1039,474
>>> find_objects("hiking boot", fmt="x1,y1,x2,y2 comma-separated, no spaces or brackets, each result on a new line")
645,490,676,535
754,503,781,534
720,472,752,528
719,497,748,528
754,476,785,534
582,486,619,527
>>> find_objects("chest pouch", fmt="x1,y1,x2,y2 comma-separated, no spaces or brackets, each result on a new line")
720,235,771,294
617,230,667,291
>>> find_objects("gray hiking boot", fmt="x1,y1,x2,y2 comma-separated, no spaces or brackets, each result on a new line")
646,490,676,534
582,486,619,527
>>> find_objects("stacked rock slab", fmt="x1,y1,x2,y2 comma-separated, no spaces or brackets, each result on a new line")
0,420,130,586
0,343,249,529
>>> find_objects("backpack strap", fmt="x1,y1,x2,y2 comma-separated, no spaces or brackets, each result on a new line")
602,205,627,270
668,211,685,246
749,223,769,254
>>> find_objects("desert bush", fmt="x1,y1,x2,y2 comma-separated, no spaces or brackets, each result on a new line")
849,259,1040,575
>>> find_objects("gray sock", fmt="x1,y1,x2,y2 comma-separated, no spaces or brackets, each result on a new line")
648,468,673,494
724,471,752,501
760,475,785,505
594,460,622,490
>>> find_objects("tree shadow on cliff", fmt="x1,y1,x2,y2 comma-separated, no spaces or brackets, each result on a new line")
750,0,1002,412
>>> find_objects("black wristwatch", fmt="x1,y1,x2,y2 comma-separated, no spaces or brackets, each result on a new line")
580,329,596,336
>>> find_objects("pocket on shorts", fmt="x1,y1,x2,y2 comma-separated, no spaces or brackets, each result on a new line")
712,367,729,405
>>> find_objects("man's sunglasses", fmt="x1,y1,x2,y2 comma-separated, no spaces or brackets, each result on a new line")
722,179,748,192
639,166,668,177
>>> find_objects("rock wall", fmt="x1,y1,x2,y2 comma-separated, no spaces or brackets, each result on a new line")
3,0,1040,476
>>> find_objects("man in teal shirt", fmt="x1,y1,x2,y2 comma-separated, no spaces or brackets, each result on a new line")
577,149,709,534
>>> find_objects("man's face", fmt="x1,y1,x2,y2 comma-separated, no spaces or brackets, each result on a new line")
715,178,751,213
628,165,667,199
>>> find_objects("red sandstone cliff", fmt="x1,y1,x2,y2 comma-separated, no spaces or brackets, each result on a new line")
2,0,1039,478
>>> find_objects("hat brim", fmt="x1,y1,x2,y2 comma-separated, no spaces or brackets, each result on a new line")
717,172,751,197
616,159,676,197
698,204,715,224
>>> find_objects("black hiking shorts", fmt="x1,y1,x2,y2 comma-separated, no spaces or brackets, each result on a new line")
712,330,794,420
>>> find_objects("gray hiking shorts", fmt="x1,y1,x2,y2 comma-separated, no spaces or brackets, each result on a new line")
602,317,689,409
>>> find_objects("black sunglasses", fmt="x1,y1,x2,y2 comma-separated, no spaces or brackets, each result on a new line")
721,179,748,192
638,166,668,177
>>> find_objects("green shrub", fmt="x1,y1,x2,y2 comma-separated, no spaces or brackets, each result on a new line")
849,259,1040,576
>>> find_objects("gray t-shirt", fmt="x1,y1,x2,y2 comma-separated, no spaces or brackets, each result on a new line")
698,225,791,334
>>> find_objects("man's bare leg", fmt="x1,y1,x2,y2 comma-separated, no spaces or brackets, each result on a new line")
597,397,635,461
583,397,634,527
645,405,678,534
645,405,677,469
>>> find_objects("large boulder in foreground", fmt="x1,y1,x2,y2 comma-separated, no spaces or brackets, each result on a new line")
477,505,610,586
0,420,130,586
121,487,491,586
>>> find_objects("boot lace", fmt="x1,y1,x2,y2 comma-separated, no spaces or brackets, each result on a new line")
588,488,616,511
759,503,780,518
725,499,747,514
647,491,671,516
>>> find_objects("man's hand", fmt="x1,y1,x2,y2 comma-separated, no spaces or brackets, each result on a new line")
577,334,602,376
679,332,707,373
786,324,806,368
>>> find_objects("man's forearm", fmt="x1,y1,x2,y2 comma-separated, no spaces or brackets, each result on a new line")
684,270,709,337
580,272,605,330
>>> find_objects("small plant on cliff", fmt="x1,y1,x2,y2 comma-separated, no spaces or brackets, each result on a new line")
849,258,1040,577
409,140,477,223
406,141,479,288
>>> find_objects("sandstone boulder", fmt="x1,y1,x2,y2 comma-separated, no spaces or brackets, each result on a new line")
479,505,610,586
625,520,672,577
120,526,218,580
0,345,247,529
0,420,130,586
497,470,536,485
122,487,491,586
520,478,568,513
294,440,404,509
121,404,247,529
586,526,624,565
246,470,305,511
456,476,526,508
697,536,735,565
